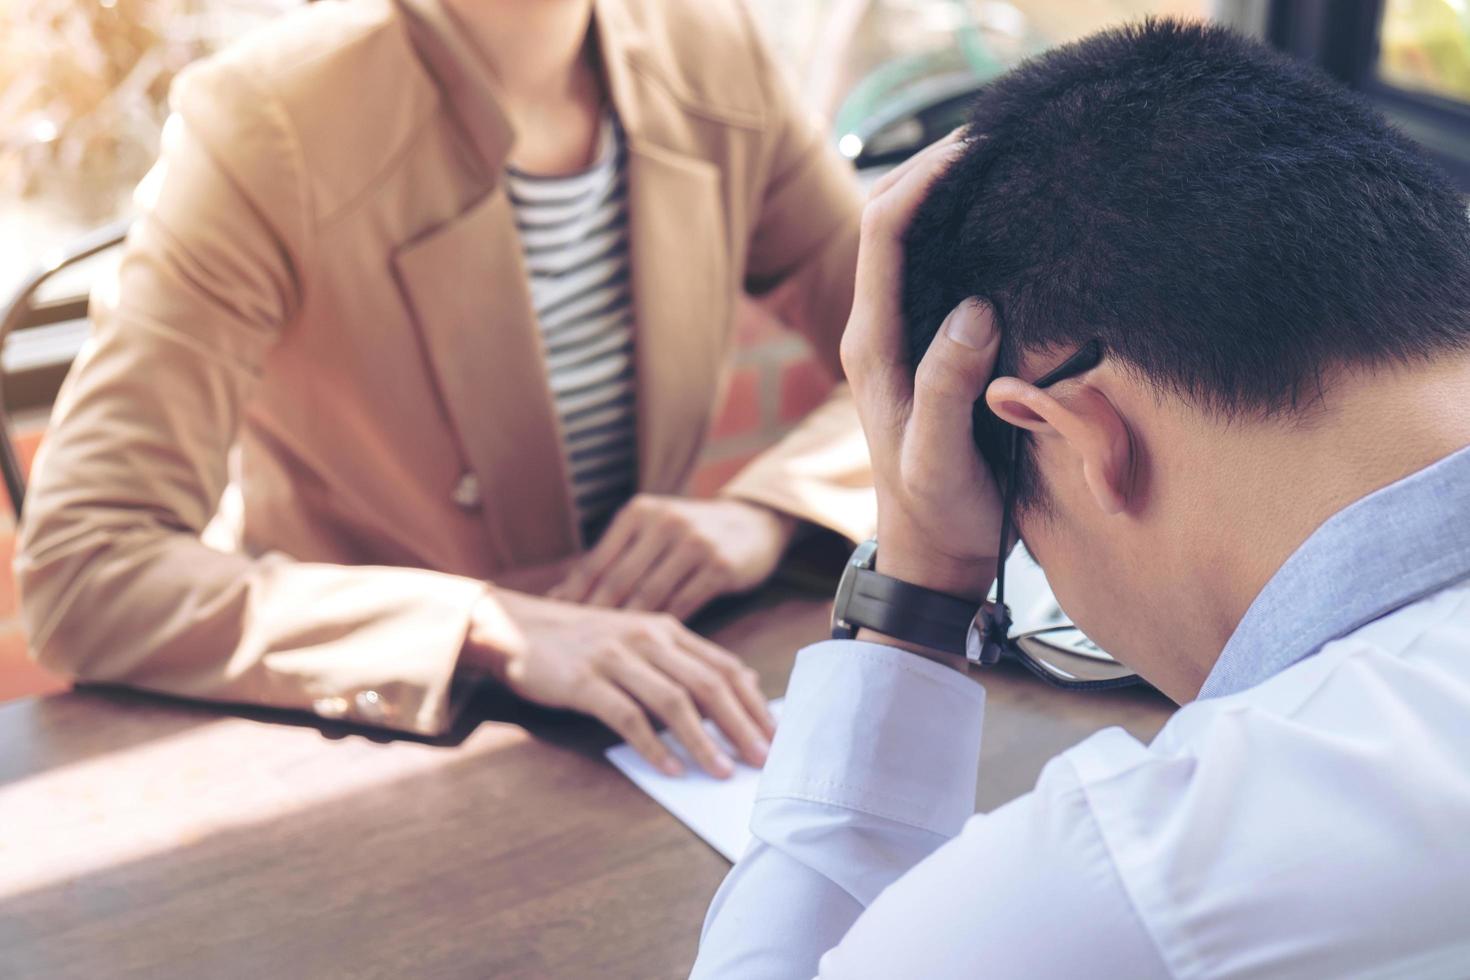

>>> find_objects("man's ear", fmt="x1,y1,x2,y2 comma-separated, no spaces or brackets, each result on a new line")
985,377,1132,515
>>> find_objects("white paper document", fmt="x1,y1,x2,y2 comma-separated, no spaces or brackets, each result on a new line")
606,698,784,862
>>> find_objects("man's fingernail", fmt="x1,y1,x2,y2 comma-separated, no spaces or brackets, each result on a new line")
751,738,770,765
660,756,684,777
712,752,735,777
943,300,994,349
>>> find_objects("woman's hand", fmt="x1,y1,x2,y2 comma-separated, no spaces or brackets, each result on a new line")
840,131,1005,600
550,495,796,621
463,590,776,778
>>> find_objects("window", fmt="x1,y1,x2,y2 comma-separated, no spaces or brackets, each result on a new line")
1379,0,1470,103
1267,0,1470,190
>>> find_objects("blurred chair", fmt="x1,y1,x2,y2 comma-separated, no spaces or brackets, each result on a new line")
839,75,986,171
0,219,130,518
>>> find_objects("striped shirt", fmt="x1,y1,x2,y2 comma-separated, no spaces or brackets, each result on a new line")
506,115,637,545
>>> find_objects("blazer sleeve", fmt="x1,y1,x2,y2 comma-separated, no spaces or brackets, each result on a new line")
14,60,487,736
719,15,875,544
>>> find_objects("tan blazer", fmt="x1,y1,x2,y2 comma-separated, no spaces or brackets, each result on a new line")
15,0,873,735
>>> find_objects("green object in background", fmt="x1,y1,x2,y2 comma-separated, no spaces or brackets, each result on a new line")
832,0,1040,170
1380,0,1470,104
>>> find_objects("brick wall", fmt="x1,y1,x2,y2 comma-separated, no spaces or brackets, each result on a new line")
690,297,838,496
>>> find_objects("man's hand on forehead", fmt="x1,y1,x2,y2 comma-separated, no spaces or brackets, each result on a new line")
840,130,1008,602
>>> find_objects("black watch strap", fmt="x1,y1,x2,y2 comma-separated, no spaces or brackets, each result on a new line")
831,539,984,657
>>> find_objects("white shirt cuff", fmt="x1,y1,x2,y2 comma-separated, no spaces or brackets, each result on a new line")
759,640,986,836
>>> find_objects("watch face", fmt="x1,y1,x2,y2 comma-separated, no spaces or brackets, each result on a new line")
831,540,876,639
965,613,987,664
965,606,1007,666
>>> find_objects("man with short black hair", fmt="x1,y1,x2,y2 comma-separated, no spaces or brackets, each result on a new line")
693,20,1470,978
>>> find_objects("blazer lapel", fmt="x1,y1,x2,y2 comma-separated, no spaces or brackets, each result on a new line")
594,0,732,492
393,0,580,565
625,143,728,492
393,191,580,566
391,0,729,560
622,150,729,495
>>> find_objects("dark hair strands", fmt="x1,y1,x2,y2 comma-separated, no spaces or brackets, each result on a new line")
901,18,1470,508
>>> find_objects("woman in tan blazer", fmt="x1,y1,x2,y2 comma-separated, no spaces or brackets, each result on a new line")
15,0,874,776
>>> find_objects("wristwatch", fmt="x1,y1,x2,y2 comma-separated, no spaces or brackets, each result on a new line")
831,538,1012,665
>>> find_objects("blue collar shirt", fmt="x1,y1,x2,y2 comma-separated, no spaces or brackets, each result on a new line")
693,444,1470,979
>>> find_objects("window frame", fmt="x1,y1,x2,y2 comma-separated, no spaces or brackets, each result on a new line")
1266,0,1470,190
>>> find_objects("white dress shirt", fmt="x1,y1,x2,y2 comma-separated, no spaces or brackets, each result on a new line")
692,445,1470,978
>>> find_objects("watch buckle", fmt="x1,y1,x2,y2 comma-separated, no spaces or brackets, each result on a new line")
966,604,1011,666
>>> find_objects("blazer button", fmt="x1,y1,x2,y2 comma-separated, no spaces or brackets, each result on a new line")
452,472,481,510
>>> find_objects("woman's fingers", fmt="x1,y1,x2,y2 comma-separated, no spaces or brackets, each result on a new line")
625,540,705,613
647,640,770,768
663,566,726,623
606,645,736,779
678,630,775,739
578,677,682,777
553,501,646,602
585,521,676,608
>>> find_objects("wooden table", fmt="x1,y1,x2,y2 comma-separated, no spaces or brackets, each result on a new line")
0,586,1174,980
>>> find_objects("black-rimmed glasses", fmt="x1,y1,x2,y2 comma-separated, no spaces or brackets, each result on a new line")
965,338,1142,691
